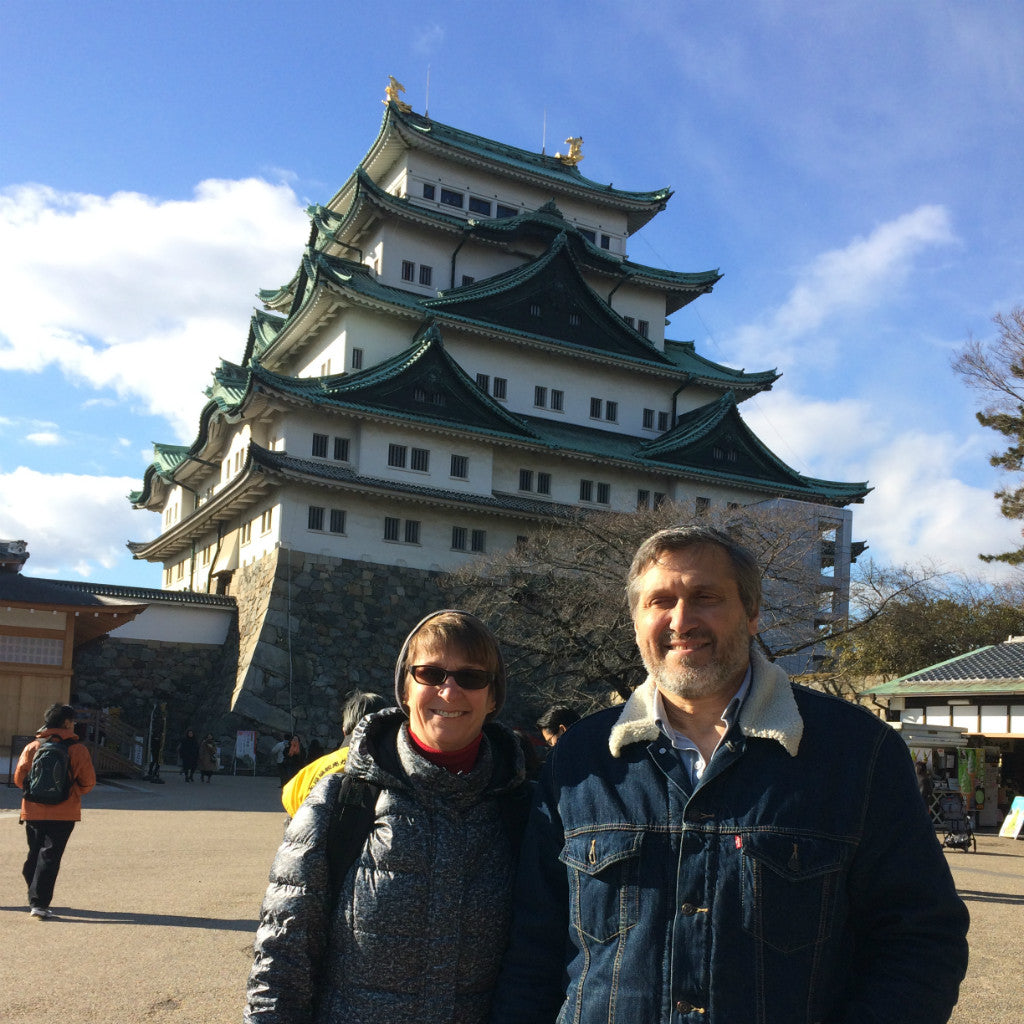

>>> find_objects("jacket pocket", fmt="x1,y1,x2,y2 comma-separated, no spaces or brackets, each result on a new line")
740,833,846,953
560,829,642,943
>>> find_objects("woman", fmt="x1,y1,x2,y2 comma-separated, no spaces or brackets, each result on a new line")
246,610,528,1024
178,728,199,783
197,734,218,783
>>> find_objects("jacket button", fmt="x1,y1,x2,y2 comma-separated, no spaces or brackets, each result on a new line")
680,902,698,916
675,1000,694,1013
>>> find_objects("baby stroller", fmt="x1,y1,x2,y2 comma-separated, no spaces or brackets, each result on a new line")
938,792,976,853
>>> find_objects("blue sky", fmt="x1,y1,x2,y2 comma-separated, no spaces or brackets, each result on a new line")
2,0,1024,588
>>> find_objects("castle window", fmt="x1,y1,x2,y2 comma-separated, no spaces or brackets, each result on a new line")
240,520,253,544
596,483,611,505
605,401,618,423
384,516,400,541
410,447,430,472
329,509,346,534
600,234,611,249
401,260,415,282
461,274,475,286
695,496,710,516
471,529,486,552
440,188,463,208
334,437,350,461
468,196,492,216
351,347,363,369
579,479,593,502
623,315,635,328
642,408,655,430
579,228,596,243
530,303,541,317
404,519,421,544
312,433,328,458
452,526,467,550
654,492,667,509
534,386,547,408
638,320,649,338
637,488,650,510
476,373,490,392
422,183,436,200
550,389,564,411
260,509,273,533
418,265,433,287
493,377,507,400
496,204,517,219
569,312,581,327
414,387,426,402
590,397,602,419
519,469,534,492
537,472,551,495
308,506,325,531
657,411,669,431
451,454,469,479
388,444,407,468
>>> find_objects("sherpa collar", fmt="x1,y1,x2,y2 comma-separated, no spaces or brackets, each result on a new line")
608,646,803,758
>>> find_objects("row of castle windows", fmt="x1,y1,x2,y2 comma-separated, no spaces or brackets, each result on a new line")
418,181,614,251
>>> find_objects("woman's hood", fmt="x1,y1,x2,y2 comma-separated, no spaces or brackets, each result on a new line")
392,609,507,718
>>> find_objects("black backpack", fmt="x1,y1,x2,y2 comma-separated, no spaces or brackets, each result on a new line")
23,736,76,804
326,774,532,902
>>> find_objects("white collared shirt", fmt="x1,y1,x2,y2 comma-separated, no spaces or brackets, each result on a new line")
655,667,751,787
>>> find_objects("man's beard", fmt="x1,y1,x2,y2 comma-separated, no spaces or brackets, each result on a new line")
644,625,752,700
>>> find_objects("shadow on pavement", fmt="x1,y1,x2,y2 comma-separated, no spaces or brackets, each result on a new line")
0,904,259,931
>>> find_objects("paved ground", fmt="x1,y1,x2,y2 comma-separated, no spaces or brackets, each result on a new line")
0,772,1020,1023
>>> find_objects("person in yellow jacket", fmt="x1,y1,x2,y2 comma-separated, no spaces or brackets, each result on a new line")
281,691,389,817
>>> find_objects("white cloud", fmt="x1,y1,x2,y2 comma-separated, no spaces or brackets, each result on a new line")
740,387,1020,582
0,466,155,579
25,431,61,446
728,206,956,370
0,178,309,439
413,24,444,56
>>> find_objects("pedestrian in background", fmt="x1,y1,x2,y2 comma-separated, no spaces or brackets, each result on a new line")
14,703,96,919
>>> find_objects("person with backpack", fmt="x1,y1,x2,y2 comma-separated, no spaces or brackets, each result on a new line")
246,610,530,1024
13,702,96,919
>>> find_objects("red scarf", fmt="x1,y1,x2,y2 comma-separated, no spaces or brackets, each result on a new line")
408,729,483,774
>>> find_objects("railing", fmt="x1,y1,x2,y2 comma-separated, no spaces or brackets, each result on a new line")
74,708,146,778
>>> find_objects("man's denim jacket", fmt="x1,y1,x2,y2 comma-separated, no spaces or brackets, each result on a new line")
491,650,969,1024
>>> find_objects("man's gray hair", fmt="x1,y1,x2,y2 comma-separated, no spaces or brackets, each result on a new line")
626,526,762,618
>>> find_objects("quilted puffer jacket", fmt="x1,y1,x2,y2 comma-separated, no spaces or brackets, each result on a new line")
246,707,527,1024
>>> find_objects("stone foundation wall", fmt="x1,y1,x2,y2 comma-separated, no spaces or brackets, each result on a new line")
70,621,242,764
229,549,446,751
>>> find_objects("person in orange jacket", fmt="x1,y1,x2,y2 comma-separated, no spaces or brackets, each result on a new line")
14,703,97,919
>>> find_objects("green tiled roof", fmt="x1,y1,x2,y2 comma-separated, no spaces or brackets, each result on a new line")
250,444,581,520
256,323,539,440
663,340,778,394
308,178,719,312
425,232,675,364
334,104,672,235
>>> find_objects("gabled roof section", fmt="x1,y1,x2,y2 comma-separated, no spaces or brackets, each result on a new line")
867,638,1024,696
424,232,675,365
205,359,250,411
242,308,287,364
663,340,778,397
639,392,871,505
336,103,672,235
255,323,540,440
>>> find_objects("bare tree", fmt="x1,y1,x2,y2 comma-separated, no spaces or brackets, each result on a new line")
440,501,879,715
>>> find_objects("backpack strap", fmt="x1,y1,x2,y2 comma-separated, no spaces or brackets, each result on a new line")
326,775,380,903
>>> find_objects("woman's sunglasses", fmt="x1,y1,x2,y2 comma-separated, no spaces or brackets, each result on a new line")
409,664,494,690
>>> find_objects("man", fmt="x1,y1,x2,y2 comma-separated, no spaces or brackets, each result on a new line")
492,526,969,1023
280,690,389,817
536,704,580,747
14,703,97,919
